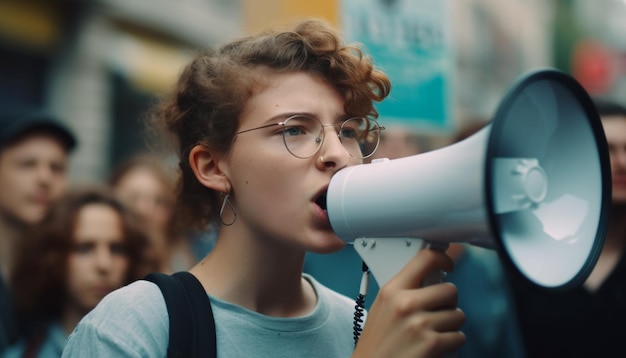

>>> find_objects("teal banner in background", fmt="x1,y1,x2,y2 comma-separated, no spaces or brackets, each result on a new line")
341,0,454,134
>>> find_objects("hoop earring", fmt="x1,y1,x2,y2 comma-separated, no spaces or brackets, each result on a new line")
219,191,237,226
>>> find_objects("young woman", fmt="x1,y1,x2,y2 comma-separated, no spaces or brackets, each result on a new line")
4,187,149,357
63,19,466,357
109,153,207,273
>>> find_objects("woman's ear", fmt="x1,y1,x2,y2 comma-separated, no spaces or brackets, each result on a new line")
189,144,230,191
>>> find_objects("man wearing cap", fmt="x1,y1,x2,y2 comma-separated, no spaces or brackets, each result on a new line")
0,108,77,353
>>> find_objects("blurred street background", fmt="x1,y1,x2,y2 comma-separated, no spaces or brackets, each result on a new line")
1,0,625,184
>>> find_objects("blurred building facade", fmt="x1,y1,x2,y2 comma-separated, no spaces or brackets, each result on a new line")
0,0,241,183
0,0,623,183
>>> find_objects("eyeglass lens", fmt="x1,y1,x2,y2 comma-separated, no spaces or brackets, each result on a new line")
281,116,380,158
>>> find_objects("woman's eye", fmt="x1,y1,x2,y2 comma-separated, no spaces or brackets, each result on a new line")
16,159,37,170
110,243,128,256
282,126,306,137
340,128,358,139
74,243,93,254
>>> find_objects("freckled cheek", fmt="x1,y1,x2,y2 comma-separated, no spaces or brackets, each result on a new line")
351,158,364,166
237,170,294,209
238,158,292,184
233,153,300,202
239,175,287,199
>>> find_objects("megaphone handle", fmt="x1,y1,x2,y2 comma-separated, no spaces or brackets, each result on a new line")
351,239,457,357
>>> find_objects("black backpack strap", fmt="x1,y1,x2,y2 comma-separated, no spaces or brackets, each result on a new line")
144,272,216,358
173,272,217,357
144,272,192,358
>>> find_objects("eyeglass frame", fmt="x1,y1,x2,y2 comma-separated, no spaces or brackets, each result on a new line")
235,114,385,159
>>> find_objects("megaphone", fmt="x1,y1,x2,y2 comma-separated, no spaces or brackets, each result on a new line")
327,68,611,291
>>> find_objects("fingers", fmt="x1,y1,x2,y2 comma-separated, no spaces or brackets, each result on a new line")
355,300,466,358
386,248,454,291
375,283,462,328
407,282,460,312
353,249,465,358
426,331,467,358
409,307,466,333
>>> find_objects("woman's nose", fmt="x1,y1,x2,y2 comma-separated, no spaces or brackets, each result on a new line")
317,124,353,168
95,246,114,272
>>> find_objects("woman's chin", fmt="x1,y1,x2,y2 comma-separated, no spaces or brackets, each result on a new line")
308,235,346,254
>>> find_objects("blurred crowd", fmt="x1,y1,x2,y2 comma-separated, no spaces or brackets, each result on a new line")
0,108,214,357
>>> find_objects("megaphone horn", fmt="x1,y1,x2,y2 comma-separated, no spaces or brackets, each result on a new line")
327,68,611,291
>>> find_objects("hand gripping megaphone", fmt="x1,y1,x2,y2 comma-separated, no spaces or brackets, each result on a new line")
327,69,611,291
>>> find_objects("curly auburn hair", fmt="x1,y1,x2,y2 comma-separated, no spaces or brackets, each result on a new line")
149,18,391,231
9,186,149,324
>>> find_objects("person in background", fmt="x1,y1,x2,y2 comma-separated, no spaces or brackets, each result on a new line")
109,153,211,273
63,18,465,357
3,186,150,357
508,97,626,358
0,109,77,353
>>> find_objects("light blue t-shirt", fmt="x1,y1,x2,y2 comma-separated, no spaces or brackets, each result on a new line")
62,274,356,357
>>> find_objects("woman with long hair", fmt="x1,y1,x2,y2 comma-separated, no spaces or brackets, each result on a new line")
5,186,150,357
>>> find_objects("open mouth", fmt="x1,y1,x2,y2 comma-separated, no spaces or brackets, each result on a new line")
315,191,328,211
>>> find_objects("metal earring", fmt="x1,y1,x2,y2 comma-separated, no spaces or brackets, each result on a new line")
219,191,237,226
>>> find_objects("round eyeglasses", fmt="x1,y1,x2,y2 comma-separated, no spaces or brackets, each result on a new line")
235,115,384,159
